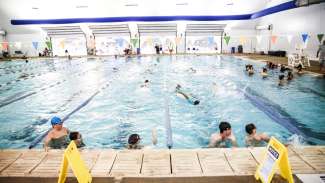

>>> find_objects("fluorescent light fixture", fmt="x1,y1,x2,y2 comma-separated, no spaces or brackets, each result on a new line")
124,3,138,7
176,3,188,5
32,7,39,10
76,5,88,8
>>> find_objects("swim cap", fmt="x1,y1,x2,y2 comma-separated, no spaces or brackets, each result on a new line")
51,116,62,125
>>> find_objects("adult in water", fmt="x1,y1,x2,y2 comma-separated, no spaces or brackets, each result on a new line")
317,40,325,74
127,134,143,149
43,117,70,151
175,84,200,105
245,123,270,147
208,121,237,148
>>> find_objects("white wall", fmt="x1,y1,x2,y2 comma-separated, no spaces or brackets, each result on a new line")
221,29,257,53
6,33,47,56
256,3,325,56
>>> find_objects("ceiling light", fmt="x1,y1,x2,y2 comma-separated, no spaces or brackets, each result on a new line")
76,5,88,8
176,3,188,6
124,4,138,7
32,7,39,10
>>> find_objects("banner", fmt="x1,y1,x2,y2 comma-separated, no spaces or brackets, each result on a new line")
286,35,293,44
256,35,262,44
302,33,309,43
271,35,278,44
239,36,247,45
224,36,231,45
32,42,39,50
317,34,324,43
45,41,52,50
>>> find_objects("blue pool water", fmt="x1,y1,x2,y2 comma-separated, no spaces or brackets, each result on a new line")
0,55,324,149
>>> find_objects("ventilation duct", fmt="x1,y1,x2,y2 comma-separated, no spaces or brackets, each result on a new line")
295,0,325,6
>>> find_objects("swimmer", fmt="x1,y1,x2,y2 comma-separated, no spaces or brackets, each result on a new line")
25,60,29,63
296,64,304,75
69,131,85,148
18,73,29,79
247,65,254,75
245,123,270,147
261,68,268,78
287,71,293,81
44,117,70,151
113,67,119,72
208,121,237,148
141,80,149,88
175,84,200,105
127,134,143,149
188,67,196,73
278,75,286,86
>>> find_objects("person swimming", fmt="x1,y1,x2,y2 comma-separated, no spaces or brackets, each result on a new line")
208,121,237,148
175,84,200,105
261,68,268,78
127,134,143,149
246,64,254,75
278,75,286,86
287,71,293,81
141,80,149,88
43,117,70,151
245,123,270,147
69,131,85,148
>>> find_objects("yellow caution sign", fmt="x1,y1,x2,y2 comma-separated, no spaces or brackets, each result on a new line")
255,137,294,183
58,141,92,183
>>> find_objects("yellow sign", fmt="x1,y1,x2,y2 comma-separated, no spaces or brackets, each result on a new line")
255,137,294,183
58,141,92,183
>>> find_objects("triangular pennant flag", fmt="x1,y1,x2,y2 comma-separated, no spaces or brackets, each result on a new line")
287,35,293,44
131,38,139,48
116,38,124,47
32,42,39,50
208,37,214,45
0,43,2,50
15,42,22,49
256,35,262,44
59,40,65,49
317,34,324,43
239,37,247,45
45,41,52,50
271,35,278,44
175,37,182,45
147,37,153,45
224,36,231,45
2,42,8,50
302,33,309,43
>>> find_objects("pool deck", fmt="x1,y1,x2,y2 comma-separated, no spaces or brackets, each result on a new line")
0,146,324,183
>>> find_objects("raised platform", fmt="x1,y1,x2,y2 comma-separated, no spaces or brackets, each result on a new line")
0,146,325,183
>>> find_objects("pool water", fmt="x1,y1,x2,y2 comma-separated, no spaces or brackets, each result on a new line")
0,55,324,149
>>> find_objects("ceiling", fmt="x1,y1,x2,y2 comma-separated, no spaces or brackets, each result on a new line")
0,0,291,34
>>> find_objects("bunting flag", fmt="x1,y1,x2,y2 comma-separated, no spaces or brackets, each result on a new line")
287,35,293,44
256,35,262,44
45,41,52,50
116,38,124,47
2,42,8,50
271,35,278,44
175,37,182,45
239,36,247,45
59,40,65,49
146,37,153,45
32,42,39,50
302,33,309,43
208,37,214,45
15,42,22,49
224,36,231,45
317,34,324,43
0,43,2,50
131,38,139,48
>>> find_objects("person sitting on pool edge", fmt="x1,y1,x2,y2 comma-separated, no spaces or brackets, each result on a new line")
175,84,200,105
208,121,237,148
127,134,143,149
261,68,268,78
44,117,70,151
69,131,85,148
245,123,270,147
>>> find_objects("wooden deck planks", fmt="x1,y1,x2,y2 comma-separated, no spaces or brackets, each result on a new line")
0,146,324,180
141,150,171,176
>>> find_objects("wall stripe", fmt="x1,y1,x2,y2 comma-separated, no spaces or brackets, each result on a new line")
11,1,297,25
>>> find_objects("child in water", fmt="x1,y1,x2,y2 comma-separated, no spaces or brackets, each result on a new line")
69,131,85,148
245,123,270,147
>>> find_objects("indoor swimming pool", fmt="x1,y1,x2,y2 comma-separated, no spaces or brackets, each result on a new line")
0,55,324,149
